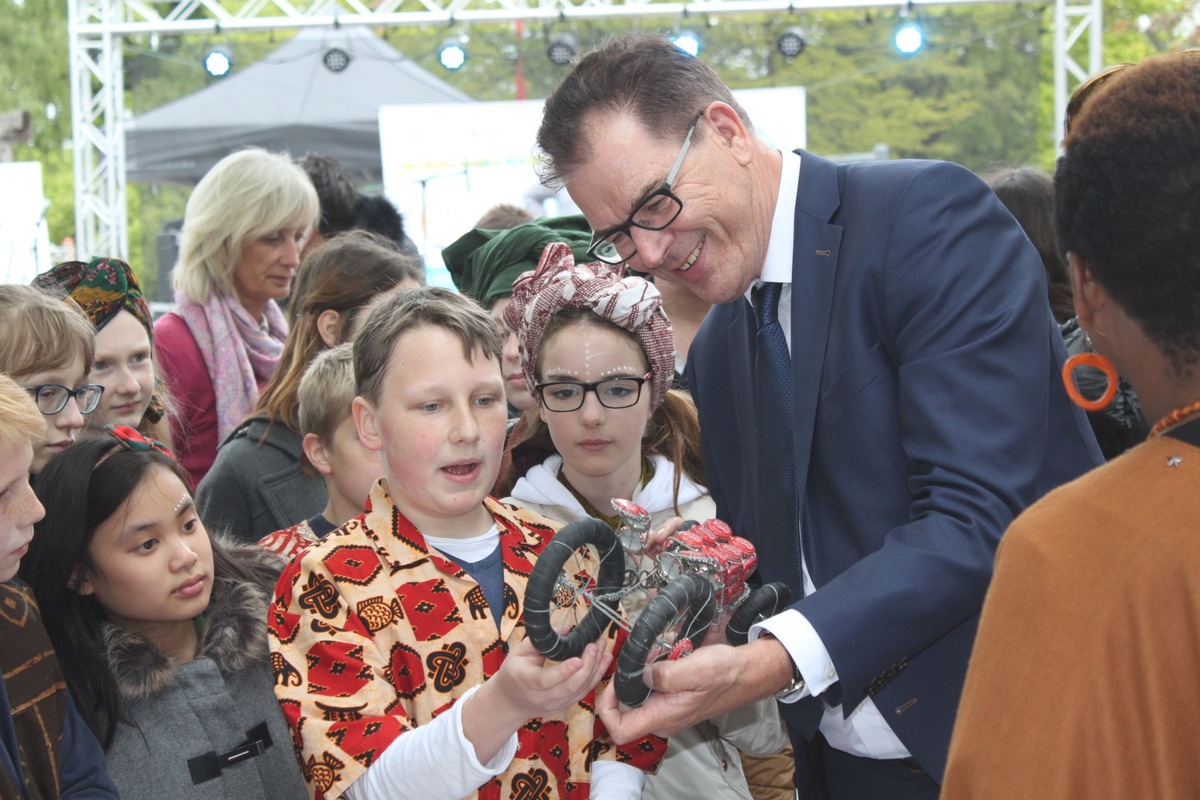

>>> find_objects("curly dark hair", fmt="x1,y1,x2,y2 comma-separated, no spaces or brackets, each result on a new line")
1054,52,1200,374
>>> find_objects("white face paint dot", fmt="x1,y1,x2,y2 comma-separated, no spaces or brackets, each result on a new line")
599,365,641,377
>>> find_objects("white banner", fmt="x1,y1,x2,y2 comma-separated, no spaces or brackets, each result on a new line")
0,162,53,284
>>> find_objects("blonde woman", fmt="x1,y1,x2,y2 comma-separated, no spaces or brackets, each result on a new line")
154,148,319,487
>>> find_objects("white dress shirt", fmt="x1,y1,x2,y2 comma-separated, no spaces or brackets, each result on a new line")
745,149,912,761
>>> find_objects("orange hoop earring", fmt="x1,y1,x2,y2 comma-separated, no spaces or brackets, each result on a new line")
1062,352,1118,411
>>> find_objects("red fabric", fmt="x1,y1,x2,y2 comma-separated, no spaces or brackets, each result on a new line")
258,520,320,562
153,311,218,489
268,482,667,799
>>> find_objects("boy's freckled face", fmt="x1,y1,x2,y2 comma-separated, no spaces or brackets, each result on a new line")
357,325,508,538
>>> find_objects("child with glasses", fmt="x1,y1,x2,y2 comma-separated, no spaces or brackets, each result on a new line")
268,286,667,800
0,285,101,474
497,243,793,800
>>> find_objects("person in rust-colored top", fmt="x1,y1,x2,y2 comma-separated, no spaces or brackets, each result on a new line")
944,51,1200,799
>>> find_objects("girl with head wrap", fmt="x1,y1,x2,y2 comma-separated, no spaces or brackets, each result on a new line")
444,215,592,416
33,257,173,447
497,243,791,800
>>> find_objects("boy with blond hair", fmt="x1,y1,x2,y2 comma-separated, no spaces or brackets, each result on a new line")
258,343,383,560
0,373,118,798
268,287,665,800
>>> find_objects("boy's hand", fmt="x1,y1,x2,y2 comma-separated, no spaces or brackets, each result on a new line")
500,635,612,718
464,634,611,765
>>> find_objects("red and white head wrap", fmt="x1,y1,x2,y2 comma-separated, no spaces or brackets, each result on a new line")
503,242,675,411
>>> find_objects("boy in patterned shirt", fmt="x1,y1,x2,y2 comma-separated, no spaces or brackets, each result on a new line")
268,287,665,800
258,343,382,560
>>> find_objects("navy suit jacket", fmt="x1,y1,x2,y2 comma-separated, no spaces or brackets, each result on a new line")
685,151,1102,782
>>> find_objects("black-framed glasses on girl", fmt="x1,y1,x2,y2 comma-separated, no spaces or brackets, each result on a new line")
537,373,653,413
23,383,104,416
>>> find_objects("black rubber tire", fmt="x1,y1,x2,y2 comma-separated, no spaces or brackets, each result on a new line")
615,574,716,708
726,582,794,645
524,518,625,661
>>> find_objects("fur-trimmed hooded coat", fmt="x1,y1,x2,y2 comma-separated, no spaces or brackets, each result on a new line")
101,544,306,800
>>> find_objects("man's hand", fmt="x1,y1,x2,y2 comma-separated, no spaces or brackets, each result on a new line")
597,637,791,744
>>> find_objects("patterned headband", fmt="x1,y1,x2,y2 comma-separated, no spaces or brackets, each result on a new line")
503,243,675,411
32,257,153,337
106,424,174,459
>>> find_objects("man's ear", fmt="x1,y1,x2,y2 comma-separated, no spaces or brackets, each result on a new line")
353,396,384,453
316,309,343,349
303,432,334,477
1068,251,1105,333
704,102,755,166
69,565,95,596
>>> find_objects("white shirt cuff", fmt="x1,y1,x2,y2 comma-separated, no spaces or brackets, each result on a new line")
589,759,644,800
750,608,839,701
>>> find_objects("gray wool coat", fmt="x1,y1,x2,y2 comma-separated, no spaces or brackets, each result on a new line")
196,415,327,544
101,547,307,800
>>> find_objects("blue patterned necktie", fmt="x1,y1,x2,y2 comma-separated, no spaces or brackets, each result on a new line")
753,282,802,587
753,282,824,738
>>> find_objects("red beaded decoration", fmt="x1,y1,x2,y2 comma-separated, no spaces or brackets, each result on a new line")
1148,399,1200,438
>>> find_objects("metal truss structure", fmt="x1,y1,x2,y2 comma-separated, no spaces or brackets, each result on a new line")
69,0,1102,259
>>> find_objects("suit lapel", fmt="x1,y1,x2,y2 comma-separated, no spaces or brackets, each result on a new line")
788,151,843,584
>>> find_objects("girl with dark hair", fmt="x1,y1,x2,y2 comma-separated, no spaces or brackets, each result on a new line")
498,243,792,800
18,428,306,799
196,230,423,543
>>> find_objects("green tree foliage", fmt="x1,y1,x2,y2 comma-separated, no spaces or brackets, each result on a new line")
2,0,1196,281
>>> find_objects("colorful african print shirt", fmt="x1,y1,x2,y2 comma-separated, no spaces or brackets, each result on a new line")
268,479,666,800
259,515,335,562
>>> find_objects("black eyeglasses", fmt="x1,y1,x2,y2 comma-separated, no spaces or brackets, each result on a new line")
536,373,652,413
586,111,705,266
24,383,104,416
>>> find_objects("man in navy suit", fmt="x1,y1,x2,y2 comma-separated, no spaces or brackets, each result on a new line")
535,35,1102,797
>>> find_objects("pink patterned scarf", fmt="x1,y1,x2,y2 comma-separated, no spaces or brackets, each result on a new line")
503,242,675,410
173,290,287,441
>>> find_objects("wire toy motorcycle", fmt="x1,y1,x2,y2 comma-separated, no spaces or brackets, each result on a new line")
523,499,792,707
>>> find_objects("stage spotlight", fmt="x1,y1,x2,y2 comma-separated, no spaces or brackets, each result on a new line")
776,28,807,60
438,38,468,71
671,30,701,57
547,33,577,66
894,21,924,54
203,47,232,77
323,47,351,73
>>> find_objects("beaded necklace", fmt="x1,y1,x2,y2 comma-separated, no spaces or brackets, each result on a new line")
1148,398,1200,438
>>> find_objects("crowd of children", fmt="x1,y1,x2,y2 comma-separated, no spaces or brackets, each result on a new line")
0,153,793,800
